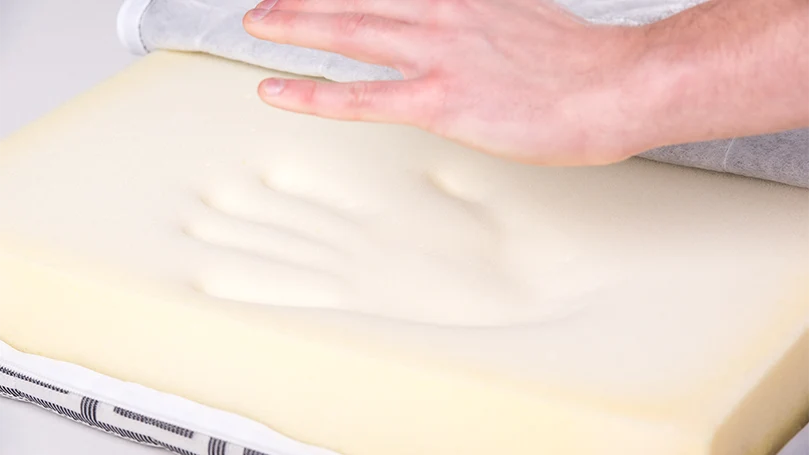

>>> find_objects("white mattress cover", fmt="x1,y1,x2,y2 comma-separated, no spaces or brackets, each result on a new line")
0,340,337,455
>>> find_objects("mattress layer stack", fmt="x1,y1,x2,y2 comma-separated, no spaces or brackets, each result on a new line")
0,51,807,455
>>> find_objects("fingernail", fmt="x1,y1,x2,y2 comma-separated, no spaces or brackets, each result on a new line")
247,0,278,21
246,8,271,22
261,79,285,96
255,0,279,9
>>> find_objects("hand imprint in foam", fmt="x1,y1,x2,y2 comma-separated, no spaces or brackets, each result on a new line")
183,168,609,327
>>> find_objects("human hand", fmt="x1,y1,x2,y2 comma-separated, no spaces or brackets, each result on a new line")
242,0,650,165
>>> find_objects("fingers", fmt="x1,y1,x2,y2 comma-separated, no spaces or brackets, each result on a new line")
256,78,433,125
262,0,424,23
254,0,467,25
244,10,424,68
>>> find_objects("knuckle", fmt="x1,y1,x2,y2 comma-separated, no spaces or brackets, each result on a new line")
347,0,367,10
430,0,468,15
451,29,490,49
338,12,370,36
414,78,449,129
347,82,372,110
434,0,459,9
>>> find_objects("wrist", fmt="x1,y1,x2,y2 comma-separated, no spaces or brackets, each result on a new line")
628,4,731,149
622,0,809,151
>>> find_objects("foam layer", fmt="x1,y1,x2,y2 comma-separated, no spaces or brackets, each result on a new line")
0,51,807,455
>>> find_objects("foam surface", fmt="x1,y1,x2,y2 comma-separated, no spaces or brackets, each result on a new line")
0,51,807,455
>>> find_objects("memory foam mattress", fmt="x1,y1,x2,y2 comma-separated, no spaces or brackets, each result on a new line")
0,51,808,455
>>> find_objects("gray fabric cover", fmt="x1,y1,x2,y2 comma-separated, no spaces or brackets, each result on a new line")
642,130,809,188
138,0,400,81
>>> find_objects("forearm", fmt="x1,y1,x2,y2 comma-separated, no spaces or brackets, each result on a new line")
630,0,809,149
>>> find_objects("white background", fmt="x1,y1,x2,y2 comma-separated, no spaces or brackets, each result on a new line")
0,0,137,138
0,0,157,453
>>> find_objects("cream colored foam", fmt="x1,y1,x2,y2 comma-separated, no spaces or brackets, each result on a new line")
0,51,808,455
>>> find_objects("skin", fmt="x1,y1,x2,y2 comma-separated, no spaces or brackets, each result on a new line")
242,0,809,166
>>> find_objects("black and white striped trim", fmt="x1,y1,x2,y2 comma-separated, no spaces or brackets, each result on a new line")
0,366,273,455
0,365,70,393
114,406,196,438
